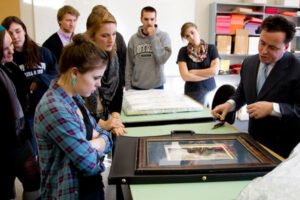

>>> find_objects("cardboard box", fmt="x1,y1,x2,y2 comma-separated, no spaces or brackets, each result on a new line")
275,0,300,7
219,60,230,75
216,15,231,34
248,37,259,55
216,35,232,54
234,29,249,55
230,14,246,34
265,8,278,14
232,7,253,13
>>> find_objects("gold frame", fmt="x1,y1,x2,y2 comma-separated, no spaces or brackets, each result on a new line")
135,133,281,175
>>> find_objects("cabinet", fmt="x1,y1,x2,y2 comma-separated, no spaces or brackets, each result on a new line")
209,2,300,65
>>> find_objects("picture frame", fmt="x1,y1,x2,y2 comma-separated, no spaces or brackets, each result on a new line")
135,133,281,175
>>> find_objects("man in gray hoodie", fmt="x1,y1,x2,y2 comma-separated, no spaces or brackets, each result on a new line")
125,6,172,90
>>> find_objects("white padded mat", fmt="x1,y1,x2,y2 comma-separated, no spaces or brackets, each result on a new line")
122,90,203,115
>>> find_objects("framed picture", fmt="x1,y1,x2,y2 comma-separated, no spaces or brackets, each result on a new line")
135,133,281,175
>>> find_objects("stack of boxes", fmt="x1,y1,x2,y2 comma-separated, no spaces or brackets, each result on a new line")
216,7,261,74
216,15,231,34
230,14,246,34
244,17,262,35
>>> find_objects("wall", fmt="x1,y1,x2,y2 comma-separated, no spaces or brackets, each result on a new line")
0,0,20,22
19,0,278,76
28,0,198,76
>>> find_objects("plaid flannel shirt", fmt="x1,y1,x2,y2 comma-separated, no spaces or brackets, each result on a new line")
34,80,113,200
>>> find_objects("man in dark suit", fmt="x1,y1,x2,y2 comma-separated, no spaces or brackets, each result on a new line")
43,5,80,62
212,15,300,158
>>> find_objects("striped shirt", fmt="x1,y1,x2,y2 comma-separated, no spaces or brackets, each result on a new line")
34,80,112,200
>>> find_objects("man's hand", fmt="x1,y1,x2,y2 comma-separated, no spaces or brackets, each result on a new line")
147,26,156,36
247,101,273,119
211,102,232,121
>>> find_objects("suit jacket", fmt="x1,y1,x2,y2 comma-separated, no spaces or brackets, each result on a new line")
42,32,63,62
232,52,300,158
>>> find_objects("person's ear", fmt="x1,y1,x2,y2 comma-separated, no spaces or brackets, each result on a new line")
284,43,289,51
70,67,78,79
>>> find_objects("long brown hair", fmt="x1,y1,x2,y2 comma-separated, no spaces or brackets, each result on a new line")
2,16,41,69
0,29,6,60
59,33,108,74
86,11,117,58
180,22,198,39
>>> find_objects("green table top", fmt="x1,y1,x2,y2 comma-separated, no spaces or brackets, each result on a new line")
125,121,241,137
126,122,250,200
131,181,250,200
120,107,213,123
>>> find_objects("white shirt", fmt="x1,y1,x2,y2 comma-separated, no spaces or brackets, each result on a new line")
228,62,281,117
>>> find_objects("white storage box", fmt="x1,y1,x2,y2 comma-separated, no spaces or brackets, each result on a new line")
275,0,300,7
243,0,267,4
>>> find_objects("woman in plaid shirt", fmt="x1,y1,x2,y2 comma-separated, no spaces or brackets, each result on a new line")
34,34,113,200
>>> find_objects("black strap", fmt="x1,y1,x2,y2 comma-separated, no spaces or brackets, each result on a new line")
74,100,103,195
76,101,93,140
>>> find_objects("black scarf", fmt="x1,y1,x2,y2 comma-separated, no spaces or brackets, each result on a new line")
86,54,119,118
0,65,25,137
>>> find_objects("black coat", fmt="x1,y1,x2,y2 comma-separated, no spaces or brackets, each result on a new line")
232,53,300,158
43,32,63,62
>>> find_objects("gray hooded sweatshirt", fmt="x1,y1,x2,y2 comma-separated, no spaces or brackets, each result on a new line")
125,25,172,89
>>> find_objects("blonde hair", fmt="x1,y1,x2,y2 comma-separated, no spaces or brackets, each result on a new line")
59,33,108,74
86,11,117,58
91,5,108,14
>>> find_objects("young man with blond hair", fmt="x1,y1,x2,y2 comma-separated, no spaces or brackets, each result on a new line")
43,5,80,61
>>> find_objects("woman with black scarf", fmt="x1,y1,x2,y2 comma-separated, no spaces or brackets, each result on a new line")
85,11,126,136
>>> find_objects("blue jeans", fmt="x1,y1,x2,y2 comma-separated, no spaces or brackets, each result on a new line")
28,115,38,156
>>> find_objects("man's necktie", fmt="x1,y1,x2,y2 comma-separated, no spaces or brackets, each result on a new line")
257,63,268,94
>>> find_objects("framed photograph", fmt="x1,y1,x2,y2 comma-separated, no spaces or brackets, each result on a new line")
135,133,281,175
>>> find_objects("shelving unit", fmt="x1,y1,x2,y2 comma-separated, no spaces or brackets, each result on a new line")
209,2,300,63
